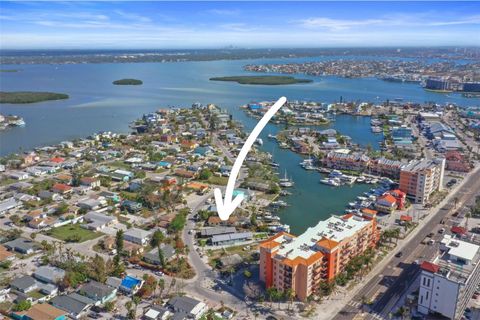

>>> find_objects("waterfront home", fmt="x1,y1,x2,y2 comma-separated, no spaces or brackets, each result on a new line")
11,302,67,320
375,194,398,214
78,281,117,305
103,236,144,255
124,227,153,245
51,293,94,319
369,157,405,178
167,296,208,320
323,151,370,171
0,197,21,216
391,125,414,145
25,166,48,176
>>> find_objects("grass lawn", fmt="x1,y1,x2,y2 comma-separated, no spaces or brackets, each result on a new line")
46,224,103,243
208,176,228,186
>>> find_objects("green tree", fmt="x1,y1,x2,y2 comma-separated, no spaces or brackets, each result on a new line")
199,169,213,180
150,230,165,247
157,246,166,268
90,254,107,283
115,230,124,253
13,300,31,311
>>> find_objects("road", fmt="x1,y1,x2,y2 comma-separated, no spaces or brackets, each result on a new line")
334,164,480,320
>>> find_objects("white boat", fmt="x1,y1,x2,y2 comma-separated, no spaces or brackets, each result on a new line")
279,142,289,149
304,165,316,170
357,196,368,201
268,133,277,140
279,170,294,187
356,176,366,183
255,138,263,146
320,178,341,187
340,175,356,184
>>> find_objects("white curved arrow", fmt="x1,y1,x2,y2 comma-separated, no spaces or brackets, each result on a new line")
215,96,287,220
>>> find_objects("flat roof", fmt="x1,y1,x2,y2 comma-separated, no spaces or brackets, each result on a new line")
441,235,479,261
276,215,371,261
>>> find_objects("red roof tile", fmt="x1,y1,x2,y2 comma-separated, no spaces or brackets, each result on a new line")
420,261,440,273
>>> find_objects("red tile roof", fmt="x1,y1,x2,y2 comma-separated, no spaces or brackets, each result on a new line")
400,215,413,222
420,261,440,273
451,226,467,235
50,157,65,163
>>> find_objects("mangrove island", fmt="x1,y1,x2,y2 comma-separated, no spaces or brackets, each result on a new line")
0,91,69,104
112,78,143,85
209,75,313,85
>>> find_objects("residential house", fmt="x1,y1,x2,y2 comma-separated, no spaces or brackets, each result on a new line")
121,200,142,213
83,211,117,230
375,194,398,214
78,281,117,305
79,177,101,189
143,244,176,265
52,183,73,195
4,238,38,254
33,266,66,284
210,232,253,246
167,296,208,320
51,293,94,319
12,302,67,320
124,228,153,245
119,275,144,295
0,245,15,261
0,197,21,215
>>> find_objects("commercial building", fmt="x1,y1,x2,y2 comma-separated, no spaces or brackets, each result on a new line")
259,214,378,300
418,235,480,319
399,158,445,204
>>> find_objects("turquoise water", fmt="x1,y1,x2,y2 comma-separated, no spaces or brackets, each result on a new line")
1,57,478,233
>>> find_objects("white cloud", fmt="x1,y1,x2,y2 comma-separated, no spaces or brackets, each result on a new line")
296,14,480,31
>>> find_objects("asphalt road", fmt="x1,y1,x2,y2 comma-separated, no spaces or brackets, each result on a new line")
334,166,480,320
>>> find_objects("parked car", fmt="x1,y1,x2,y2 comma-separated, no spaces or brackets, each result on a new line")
395,252,403,258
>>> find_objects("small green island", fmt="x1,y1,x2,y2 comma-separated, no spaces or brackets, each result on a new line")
210,75,313,85
0,91,69,104
112,78,143,85
0,69,19,73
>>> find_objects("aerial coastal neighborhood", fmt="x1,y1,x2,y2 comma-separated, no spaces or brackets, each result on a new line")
0,96,480,320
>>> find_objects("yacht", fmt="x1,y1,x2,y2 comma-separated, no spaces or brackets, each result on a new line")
320,177,341,187
267,133,277,140
279,142,289,149
270,162,280,168
356,176,366,183
255,138,263,146
279,170,294,187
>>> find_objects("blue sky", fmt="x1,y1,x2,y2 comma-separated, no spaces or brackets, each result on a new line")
1,1,479,49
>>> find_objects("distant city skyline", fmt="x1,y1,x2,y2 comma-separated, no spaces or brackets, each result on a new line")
0,1,479,49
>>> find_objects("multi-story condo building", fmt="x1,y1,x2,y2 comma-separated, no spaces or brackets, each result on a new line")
399,158,445,204
259,214,379,300
322,151,371,172
418,235,480,319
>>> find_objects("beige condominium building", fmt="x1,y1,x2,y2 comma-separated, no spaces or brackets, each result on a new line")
399,158,445,204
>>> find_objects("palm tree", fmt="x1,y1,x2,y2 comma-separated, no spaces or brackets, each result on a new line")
157,278,165,299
